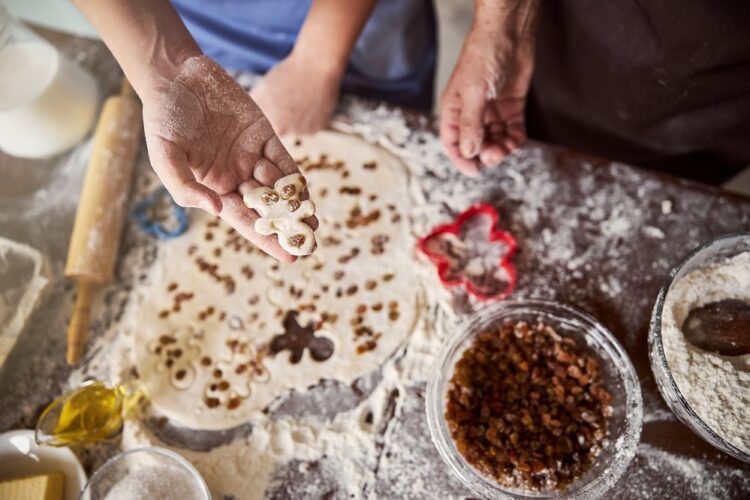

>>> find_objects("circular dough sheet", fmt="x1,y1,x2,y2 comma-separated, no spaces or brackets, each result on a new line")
132,131,422,430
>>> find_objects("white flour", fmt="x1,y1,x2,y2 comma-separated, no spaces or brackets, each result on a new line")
621,443,748,499
661,251,750,453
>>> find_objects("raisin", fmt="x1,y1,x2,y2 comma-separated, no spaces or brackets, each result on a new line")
287,234,306,248
444,320,612,492
262,191,279,205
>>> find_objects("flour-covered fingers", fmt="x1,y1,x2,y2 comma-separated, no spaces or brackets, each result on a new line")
252,158,285,187
506,120,527,144
477,106,523,167
480,123,520,167
458,88,486,160
486,124,514,154
237,178,262,197
219,192,296,262
439,104,460,157
440,104,481,176
146,136,223,215
264,136,300,176
479,144,508,167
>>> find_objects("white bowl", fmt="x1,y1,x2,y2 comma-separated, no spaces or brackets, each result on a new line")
0,429,87,500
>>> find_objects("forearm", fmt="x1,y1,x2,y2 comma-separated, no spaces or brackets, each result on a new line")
474,0,539,40
473,0,538,95
292,0,377,78
72,0,201,98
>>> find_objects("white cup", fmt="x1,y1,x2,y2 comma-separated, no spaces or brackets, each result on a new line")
0,6,99,159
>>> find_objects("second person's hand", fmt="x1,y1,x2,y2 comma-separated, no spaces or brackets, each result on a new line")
439,3,537,176
142,55,318,262
251,48,342,136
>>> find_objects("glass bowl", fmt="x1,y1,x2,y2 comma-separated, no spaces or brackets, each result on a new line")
648,232,750,463
426,299,642,499
78,447,211,500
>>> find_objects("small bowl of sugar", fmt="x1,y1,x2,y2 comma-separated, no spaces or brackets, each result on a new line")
78,447,211,500
649,232,750,463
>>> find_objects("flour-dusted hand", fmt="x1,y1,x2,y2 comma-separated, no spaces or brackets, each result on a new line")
440,1,538,176
142,55,317,262
250,50,341,136
70,0,368,260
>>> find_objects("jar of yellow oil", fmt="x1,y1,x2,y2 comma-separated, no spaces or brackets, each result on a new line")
35,379,142,447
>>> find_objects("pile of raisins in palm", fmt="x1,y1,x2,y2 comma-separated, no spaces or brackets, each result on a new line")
445,319,613,491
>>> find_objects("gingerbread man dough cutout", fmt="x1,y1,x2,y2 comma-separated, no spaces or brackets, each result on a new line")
243,173,317,255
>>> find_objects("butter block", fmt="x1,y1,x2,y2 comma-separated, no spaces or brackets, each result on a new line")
0,472,64,500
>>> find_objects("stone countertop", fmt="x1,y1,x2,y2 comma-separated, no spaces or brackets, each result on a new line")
1,27,749,499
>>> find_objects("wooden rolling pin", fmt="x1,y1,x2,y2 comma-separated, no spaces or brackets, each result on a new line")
65,79,142,365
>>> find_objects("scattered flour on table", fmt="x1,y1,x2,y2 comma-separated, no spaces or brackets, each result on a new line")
120,370,406,500
0,139,91,271
642,226,665,239
75,91,749,498
661,251,750,453
621,443,748,499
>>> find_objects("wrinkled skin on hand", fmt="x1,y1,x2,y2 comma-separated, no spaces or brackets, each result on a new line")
440,25,535,176
142,55,317,262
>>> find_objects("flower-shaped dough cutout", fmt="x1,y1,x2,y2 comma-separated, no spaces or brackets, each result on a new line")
243,173,317,255
417,204,517,301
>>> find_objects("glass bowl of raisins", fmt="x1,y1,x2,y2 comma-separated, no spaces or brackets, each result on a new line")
426,299,642,499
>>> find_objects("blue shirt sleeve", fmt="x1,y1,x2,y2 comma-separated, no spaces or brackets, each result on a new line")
171,0,436,110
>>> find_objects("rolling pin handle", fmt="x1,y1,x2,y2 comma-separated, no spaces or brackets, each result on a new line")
66,279,95,365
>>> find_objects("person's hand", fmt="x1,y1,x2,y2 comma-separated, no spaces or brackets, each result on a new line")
142,55,317,262
251,49,341,136
440,20,535,176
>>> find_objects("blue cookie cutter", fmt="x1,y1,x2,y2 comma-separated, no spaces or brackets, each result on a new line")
132,186,188,239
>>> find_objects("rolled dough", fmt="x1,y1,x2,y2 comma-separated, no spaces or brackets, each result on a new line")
130,131,423,430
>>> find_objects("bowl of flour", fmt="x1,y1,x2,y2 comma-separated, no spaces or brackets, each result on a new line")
649,233,750,463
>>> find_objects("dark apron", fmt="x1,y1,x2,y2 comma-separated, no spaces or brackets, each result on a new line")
526,1,750,184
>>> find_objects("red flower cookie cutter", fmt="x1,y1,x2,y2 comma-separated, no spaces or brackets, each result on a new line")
417,203,517,301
